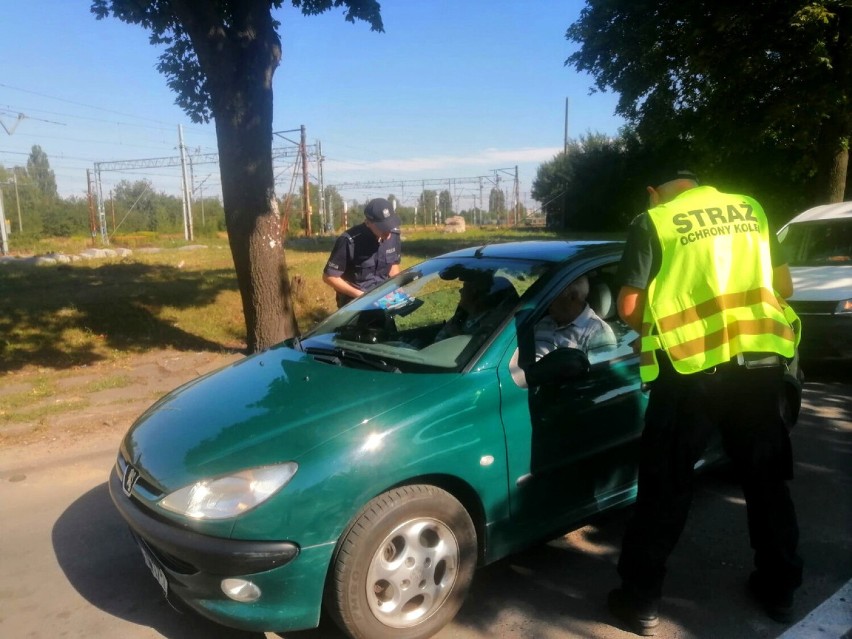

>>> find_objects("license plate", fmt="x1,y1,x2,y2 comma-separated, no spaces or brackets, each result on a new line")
139,544,169,596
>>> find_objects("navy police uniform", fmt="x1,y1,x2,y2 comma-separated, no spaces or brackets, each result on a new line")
324,198,402,308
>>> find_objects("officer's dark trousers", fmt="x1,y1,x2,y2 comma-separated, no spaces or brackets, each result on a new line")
617,356,803,603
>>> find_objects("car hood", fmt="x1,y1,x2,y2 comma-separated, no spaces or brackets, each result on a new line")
122,344,456,490
789,265,852,302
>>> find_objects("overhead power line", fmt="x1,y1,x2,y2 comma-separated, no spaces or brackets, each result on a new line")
0,82,202,129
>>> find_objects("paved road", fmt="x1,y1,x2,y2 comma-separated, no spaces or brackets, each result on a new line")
1,364,850,639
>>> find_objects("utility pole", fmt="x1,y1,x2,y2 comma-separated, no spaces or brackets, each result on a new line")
195,174,211,228
0,188,9,255
93,167,109,245
514,165,520,225
110,190,116,233
479,178,484,225
300,125,312,237
12,174,22,233
178,125,193,241
433,192,438,227
564,97,569,154
317,139,326,232
86,170,97,245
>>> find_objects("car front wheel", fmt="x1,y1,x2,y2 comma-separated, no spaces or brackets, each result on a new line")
326,484,477,639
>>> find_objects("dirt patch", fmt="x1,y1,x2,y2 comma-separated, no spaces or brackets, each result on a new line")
0,349,244,453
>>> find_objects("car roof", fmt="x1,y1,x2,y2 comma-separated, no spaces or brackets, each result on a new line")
434,240,624,263
786,201,852,224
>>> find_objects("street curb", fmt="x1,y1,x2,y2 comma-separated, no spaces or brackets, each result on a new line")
778,578,852,639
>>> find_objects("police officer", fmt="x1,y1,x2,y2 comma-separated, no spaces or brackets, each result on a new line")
322,198,402,308
608,168,803,636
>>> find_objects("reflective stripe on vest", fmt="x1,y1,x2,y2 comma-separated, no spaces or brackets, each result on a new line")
639,186,800,382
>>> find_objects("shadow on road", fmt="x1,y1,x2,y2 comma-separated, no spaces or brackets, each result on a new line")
51,482,265,639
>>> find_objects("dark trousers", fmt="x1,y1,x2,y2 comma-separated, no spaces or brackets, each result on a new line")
617,356,803,602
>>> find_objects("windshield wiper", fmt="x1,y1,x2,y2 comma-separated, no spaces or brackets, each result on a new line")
304,346,401,373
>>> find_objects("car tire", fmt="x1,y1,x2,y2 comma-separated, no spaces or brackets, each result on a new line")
325,484,477,639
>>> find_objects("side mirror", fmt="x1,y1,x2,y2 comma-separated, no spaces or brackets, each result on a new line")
525,347,590,387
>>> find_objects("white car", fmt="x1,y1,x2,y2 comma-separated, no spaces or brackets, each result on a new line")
778,201,852,361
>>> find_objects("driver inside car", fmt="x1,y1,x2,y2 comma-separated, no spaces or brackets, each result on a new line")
533,275,616,359
434,270,518,342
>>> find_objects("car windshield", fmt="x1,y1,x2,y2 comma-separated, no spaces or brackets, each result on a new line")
779,219,852,266
299,256,552,372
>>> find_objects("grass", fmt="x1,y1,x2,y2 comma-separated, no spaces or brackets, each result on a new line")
0,372,88,426
85,374,134,392
1,379,56,410
0,225,624,431
0,225,614,377
0,395,89,425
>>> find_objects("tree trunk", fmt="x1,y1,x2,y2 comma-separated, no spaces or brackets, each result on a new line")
176,0,298,352
813,3,851,204
813,112,850,205
217,117,299,352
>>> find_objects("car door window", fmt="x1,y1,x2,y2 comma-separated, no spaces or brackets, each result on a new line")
498,260,645,530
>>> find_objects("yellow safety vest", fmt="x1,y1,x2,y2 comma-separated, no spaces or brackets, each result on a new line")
639,186,800,382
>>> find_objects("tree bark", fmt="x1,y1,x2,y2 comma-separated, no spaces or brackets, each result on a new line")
174,0,298,352
813,4,851,204
818,137,849,203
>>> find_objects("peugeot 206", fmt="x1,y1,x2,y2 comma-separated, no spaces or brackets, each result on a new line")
110,240,802,639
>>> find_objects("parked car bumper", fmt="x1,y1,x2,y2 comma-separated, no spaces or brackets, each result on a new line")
108,465,329,633
794,312,852,361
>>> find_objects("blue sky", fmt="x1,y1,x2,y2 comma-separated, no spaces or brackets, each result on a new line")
0,1,625,210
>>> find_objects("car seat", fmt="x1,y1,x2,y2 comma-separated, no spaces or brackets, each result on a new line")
587,277,615,320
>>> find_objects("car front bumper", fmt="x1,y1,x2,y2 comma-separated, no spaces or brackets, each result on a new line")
108,465,332,632
796,312,852,361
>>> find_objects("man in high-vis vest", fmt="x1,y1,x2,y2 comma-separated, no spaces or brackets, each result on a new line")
607,168,803,636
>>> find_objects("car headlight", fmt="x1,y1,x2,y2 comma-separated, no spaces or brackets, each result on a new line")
160,463,298,520
836,299,852,314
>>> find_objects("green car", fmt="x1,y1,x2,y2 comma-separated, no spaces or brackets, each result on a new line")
109,240,802,639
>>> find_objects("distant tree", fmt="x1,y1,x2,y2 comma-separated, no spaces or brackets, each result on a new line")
566,0,850,204
419,190,438,224
62,196,93,234
532,132,645,231
113,179,157,232
279,193,301,237
438,190,452,219
395,204,415,226
27,145,58,201
195,196,226,234
41,203,78,237
153,193,186,233
324,186,344,230
92,0,383,352
0,165,31,233
0,164,45,235
488,187,505,218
